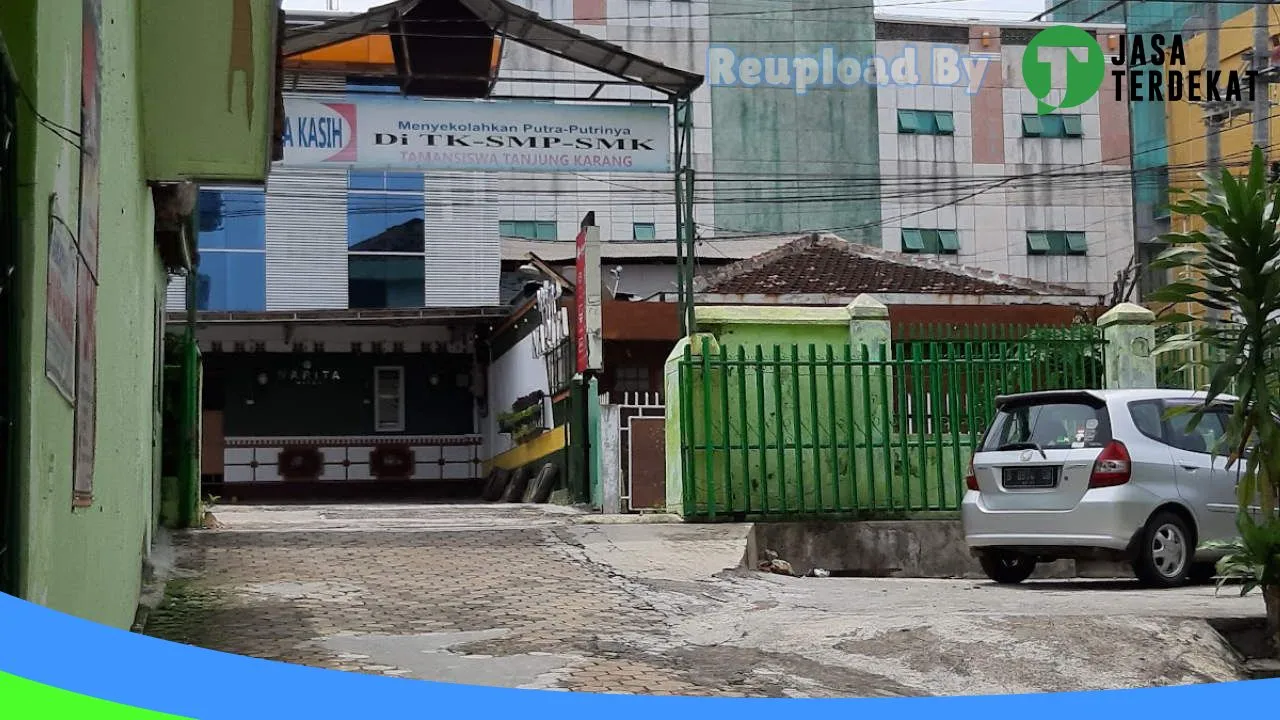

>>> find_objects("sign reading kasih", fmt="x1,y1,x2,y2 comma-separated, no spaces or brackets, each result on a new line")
278,96,672,174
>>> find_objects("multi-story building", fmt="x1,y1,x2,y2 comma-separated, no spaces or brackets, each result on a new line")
873,16,1134,298
1048,0,1254,293
165,1,710,501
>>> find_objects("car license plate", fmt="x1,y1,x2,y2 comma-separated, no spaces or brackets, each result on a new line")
1002,466,1059,489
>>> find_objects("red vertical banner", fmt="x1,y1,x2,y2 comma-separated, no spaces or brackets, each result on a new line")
574,225,588,374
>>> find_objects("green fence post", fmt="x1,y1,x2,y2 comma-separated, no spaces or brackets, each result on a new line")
1097,303,1157,389
663,334,719,517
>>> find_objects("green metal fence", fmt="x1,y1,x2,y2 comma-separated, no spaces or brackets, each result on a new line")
677,324,1106,520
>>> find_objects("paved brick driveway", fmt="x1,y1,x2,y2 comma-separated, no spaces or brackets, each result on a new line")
145,506,758,696
144,504,1261,697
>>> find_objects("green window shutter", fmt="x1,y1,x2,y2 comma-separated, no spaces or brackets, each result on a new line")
920,229,941,253
901,228,924,252
934,112,955,135
1021,115,1043,137
1043,115,1066,138
1066,231,1088,254
938,229,960,252
535,221,558,240
897,110,920,133
514,221,536,238
633,223,656,241
499,221,516,237
1027,231,1050,254
1062,114,1083,137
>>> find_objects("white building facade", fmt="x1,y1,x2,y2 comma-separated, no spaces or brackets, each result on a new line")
874,18,1135,298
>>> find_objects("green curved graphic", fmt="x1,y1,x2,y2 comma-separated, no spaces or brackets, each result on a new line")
0,671,192,719
1023,25,1106,114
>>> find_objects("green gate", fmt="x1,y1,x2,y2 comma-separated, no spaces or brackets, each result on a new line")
676,324,1106,520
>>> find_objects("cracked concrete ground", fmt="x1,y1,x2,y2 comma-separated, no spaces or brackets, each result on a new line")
143,503,1266,697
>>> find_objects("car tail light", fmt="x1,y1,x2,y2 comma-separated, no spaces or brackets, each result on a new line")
965,456,979,491
1089,440,1131,488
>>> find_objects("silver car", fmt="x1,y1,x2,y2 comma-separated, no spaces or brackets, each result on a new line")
961,388,1248,588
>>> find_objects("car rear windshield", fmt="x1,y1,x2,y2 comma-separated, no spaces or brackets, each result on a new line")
980,399,1112,452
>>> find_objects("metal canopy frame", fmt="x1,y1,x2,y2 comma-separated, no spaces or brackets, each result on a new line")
283,0,702,334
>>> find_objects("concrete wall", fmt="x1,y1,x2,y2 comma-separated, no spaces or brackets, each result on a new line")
1,0,165,627
486,331,552,459
874,20,1133,297
745,520,1123,579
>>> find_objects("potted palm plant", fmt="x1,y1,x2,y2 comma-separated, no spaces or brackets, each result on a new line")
1149,147,1280,656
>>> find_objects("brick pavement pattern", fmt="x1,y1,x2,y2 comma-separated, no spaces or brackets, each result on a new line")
145,518,768,696
143,504,1257,696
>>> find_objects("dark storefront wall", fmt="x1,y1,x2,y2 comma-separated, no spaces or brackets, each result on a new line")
205,352,476,437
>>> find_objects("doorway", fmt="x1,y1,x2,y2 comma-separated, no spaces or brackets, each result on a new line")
0,43,20,594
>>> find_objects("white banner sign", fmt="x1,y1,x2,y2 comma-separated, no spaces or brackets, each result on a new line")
280,96,672,174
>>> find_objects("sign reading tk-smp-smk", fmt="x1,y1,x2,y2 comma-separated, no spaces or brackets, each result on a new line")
280,96,672,174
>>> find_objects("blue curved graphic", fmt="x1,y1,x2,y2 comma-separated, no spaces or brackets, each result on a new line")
0,591,1277,718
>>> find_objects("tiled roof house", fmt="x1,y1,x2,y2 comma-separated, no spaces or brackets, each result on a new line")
694,234,1104,306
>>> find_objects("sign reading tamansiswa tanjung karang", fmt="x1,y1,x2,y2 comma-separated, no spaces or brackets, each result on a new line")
280,96,672,173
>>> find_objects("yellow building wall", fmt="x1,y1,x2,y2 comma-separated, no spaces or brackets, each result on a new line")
1162,9,1273,385
1168,9,1280,212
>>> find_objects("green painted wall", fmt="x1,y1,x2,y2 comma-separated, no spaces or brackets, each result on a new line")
709,0,881,240
1,0,164,627
139,0,278,182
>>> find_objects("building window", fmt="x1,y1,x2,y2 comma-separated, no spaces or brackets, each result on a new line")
348,170,425,309
632,222,657,241
196,189,266,311
901,228,959,254
1027,231,1087,255
374,366,406,432
614,366,651,394
897,110,954,135
500,220,557,240
349,255,426,308
1021,114,1084,138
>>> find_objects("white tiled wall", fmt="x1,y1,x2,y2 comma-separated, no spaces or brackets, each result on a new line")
876,34,1133,297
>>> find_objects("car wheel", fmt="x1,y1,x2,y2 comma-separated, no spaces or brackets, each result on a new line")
1133,511,1194,588
978,551,1037,584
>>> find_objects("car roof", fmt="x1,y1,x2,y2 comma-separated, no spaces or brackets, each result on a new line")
993,388,1238,406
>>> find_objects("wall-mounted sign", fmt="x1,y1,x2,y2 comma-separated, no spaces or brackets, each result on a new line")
531,281,569,358
279,96,672,174
274,359,343,385
45,195,77,403
575,220,602,374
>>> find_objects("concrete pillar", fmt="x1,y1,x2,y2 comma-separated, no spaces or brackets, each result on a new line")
663,333,720,517
847,295,893,475
600,404,622,514
1097,303,1157,389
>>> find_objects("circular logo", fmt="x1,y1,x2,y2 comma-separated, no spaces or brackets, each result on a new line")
1023,26,1106,114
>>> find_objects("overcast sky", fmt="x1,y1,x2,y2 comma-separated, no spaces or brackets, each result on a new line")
281,0,1051,23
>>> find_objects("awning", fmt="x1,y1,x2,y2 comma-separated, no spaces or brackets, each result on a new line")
283,0,702,97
